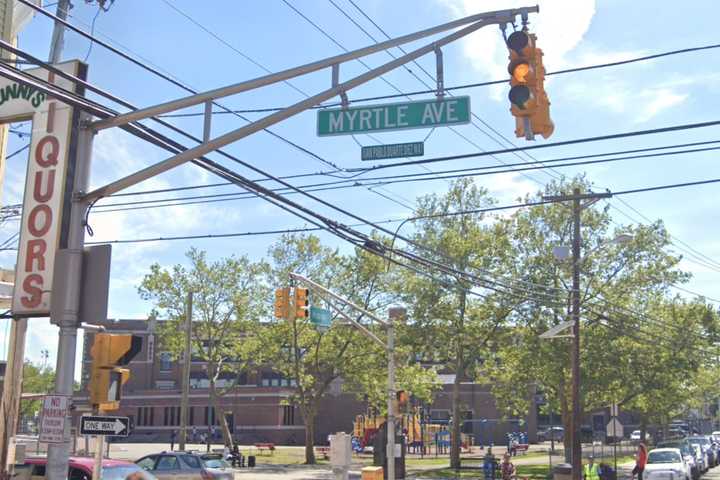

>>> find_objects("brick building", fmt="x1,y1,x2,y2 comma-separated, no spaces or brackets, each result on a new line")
72,319,540,445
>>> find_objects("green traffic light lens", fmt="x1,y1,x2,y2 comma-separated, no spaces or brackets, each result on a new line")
509,85,531,109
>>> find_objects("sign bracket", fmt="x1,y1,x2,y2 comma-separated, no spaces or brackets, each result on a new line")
331,63,349,109
435,47,444,100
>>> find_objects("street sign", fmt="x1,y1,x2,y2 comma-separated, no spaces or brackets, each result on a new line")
38,395,70,443
317,96,471,136
361,142,424,161
80,415,130,437
310,306,332,329
610,404,619,417
606,418,623,439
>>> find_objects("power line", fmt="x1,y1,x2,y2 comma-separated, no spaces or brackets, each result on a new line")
80,142,720,213
81,176,720,244
156,42,720,116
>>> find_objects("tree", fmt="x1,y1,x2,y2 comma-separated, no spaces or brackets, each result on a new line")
396,178,515,469
260,233,438,464
482,176,689,455
138,248,268,447
21,358,54,418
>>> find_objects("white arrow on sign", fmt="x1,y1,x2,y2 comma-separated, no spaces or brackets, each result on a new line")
113,419,126,435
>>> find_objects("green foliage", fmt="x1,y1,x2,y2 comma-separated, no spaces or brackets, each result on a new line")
22,360,54,417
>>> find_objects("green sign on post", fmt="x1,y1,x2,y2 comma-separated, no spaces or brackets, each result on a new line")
317,96,471,136
310,306,332,329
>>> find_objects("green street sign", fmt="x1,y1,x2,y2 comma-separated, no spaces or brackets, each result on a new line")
361,142,424,161
310,306,332,329
317,96,471,136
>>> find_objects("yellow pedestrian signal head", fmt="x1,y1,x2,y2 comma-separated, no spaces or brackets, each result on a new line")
89,333,142,410
294,287,309,319
274,287,290,319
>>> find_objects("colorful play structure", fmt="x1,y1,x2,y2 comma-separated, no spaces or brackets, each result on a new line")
352,409,474,454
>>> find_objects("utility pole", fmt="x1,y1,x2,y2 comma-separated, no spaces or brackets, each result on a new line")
179,292,192,451
542,188,612,480
48,0,71,64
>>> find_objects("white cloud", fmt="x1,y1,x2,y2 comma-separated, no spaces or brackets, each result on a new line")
635,89,688,124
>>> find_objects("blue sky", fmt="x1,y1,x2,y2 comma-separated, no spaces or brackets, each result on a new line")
2,0,720,370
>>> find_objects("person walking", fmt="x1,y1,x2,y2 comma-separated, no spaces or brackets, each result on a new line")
501,453,516,480
170,430,176,451
632,442,648,480
584,456,601,480
483,447,498,480
191,425,197,443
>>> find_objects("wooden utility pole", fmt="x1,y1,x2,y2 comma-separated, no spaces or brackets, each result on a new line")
179,292,192,450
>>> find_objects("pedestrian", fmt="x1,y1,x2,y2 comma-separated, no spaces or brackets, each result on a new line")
170,429,176,451
191,425,197,443
583,455,601,480
206,428,212,453
632,442,648,480
501,453,516,480
483,447,497,480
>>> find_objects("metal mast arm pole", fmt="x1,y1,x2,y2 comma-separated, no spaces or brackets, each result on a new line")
87,6,538,131
82,17,495,203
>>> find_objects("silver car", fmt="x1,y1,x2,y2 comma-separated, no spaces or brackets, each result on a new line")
136,452,234,480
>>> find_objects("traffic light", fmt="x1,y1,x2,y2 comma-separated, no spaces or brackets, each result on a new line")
274,287,290,319
89,333,142,411
294,287,309,319
506,30,554,140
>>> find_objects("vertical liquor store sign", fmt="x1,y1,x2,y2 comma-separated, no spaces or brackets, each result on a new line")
0,61,86,316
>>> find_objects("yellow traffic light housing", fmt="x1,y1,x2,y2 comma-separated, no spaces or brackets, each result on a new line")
294,287,309,319
274,287,290,319
506,30,554,140
396,390,410,413
89,333,142,411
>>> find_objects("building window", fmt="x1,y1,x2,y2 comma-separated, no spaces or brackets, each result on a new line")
163,407,169,426
282,405,295,426
159,352,172,371
155,380,176,390
137,407,154,426
205,407,216,426
190,407,195,426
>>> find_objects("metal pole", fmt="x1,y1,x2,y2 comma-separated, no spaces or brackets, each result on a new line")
571,187,582,480
82,17,495,203
179,292,193,451
48,0,71,64
86,5,538,131
0,317,27,472
46,118,94,480
387,316,395,480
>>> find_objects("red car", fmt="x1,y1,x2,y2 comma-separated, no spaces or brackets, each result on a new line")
18,456,156,480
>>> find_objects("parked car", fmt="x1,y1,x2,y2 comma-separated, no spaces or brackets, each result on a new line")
16,457,156,480
135,451,234,480
645,448,692,480
658,440,700,480
687,436,716,468
692,444,707,473
538,426,564,442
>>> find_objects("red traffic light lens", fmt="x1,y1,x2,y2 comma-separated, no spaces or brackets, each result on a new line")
509,85,532,109
507,31,530,54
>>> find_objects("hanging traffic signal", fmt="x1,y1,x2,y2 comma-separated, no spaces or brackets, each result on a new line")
506,30,554,140
89,333,142,411
274,287,290,319
294,287,309,319
396,390,410,414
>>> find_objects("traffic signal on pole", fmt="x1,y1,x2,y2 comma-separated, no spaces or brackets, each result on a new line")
506,30,554,140
274,287,290,319
89,333,142,411
294,287,309,319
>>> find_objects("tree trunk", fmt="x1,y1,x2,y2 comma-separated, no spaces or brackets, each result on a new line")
208,377,233,449
303,408,317,464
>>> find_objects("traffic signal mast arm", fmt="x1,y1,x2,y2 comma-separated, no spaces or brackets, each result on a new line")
76,6,539,203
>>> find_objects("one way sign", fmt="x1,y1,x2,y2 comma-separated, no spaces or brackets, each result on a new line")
80,415,130,437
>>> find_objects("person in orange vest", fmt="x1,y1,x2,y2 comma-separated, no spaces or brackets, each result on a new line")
632,442,648,480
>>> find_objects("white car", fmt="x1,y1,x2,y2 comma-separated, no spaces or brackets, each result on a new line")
692,444,708,473
645,448,691,480
631,430,653,443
